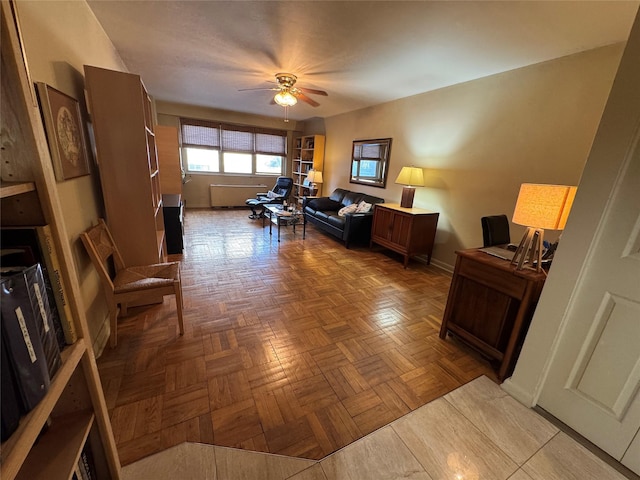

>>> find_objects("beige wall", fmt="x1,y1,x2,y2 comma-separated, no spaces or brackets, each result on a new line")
503,10,640,407
322,45,624,269
15,0,626,353
156,101,301,207
17,0,127,355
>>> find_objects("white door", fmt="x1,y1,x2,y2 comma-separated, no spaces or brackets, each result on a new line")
537,119,640,470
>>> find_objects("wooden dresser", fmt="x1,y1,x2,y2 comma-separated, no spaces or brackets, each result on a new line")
439,249,547,380
370,203,439,267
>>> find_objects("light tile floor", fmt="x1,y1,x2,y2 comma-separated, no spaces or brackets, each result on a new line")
122,376,631,480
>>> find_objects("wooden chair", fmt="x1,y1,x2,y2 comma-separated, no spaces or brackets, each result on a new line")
80,219,184,347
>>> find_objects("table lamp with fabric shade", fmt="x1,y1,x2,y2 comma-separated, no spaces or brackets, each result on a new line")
395,166,424,208
307,169,323,196
511,183,577,271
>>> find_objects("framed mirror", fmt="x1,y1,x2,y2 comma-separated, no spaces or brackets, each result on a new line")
349,138,392,188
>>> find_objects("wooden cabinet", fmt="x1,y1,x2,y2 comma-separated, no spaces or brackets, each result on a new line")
292,135,325,205
0,3,120,478
84,65,165,266
370,203,439,267
439,249,546,380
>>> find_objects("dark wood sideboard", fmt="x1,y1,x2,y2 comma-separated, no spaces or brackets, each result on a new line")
370,203,439,268
439,248,546,380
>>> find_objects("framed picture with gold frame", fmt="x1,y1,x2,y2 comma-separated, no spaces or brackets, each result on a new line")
36,82,90,181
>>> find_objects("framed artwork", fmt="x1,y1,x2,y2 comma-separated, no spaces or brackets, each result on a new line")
36,82,90,181
350,138,392,188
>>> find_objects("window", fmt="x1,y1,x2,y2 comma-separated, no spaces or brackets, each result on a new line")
181,118,287,175
184,148,219,172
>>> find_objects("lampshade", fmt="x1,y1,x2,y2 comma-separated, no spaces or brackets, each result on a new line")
511,183,577,272
512,184,577,230
274,90,297,107
395,166,425,187
307,170,323,184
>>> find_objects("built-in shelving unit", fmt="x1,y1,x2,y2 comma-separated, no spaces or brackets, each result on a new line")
292,135,325,205
0,2,121,478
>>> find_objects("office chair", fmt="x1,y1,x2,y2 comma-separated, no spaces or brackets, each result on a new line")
481,214,511,247
80,219,184,347
245,176,294,219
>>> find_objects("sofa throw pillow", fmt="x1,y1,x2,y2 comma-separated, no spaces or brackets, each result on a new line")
356,201,372,213
338,203,359,216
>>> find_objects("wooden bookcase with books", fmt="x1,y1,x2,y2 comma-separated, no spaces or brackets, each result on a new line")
0,2,121,479
292,135,325,205
84,65,166,266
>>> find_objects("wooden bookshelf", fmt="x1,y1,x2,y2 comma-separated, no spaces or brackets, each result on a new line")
84,65,166,266
0,2,121,478
292,135,325,205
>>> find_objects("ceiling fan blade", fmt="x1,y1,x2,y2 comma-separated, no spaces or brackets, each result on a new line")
238,87,279,92
295,92,320,107
298,87,328,96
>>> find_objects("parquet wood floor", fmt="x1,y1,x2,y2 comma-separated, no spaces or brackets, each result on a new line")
96,208,497,466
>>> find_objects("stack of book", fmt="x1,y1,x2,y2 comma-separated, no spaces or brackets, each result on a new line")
72,441,97,480
0,225,74,442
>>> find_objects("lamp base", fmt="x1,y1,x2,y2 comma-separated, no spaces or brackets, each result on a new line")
400,187,416,208
511,227,545,272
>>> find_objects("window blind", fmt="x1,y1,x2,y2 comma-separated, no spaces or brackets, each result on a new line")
180,118,286,155
181,119,220,148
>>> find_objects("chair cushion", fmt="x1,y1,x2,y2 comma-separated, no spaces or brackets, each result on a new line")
114,262,179,293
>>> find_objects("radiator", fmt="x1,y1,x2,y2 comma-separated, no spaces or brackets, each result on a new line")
209,184,268,207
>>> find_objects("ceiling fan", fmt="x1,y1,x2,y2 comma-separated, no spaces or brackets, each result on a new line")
239,73,328,108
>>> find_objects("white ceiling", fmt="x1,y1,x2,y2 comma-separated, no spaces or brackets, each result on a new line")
87,1,639,122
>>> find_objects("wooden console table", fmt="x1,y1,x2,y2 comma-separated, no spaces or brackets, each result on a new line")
439,248,546,380
370,203,439,267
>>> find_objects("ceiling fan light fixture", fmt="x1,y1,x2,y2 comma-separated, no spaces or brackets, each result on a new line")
274,90,297,107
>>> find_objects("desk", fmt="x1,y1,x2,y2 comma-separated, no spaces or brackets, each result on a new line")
439,248,546,380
